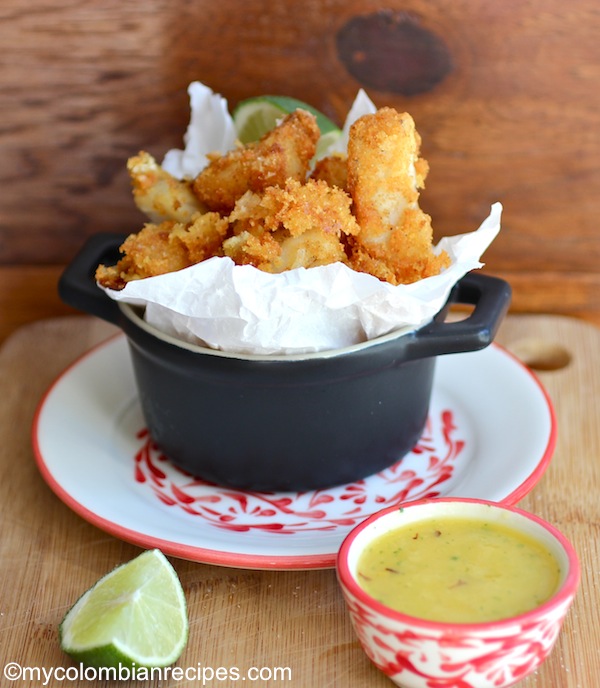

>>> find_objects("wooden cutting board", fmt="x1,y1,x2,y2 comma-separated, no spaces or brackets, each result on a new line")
0,313,598,687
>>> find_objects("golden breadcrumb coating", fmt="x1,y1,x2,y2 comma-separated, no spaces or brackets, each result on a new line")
95,213,229,289
223,178,358,272
127,151,206,223
310,153,348,191
97,105,450,290
169,212,229,264
347,108,449,284
192,109,320,213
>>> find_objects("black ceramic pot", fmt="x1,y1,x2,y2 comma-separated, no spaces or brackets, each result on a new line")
59,234,511,491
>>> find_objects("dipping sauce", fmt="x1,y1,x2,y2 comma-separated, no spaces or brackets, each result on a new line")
357,516,561,623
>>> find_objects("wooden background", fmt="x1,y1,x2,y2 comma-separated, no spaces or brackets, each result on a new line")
1,0,600,341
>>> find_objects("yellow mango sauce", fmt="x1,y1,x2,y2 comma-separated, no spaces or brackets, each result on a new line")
357,516,561,623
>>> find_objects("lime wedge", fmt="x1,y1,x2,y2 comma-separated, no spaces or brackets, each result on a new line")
59,549,188,669
233,95,342,157
315,128,343,159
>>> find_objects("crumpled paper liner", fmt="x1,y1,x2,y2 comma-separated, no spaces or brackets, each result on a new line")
101,82,502,355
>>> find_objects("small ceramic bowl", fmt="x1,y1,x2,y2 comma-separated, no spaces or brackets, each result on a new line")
337,498,580,688
59,234,510,491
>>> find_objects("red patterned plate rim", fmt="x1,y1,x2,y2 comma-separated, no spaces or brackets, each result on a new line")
32,334,556,570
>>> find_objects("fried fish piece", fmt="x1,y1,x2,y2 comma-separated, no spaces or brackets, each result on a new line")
223,178,359,272
100,104,451,293
192,109,320,214
347,108,449,285
95,221,190,290
169,212,230,264
127,151,206,223
95,212,229,290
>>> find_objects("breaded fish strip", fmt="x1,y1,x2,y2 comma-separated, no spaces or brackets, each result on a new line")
192,110,320,214
127,152,206,223
223,178,359,273
347,108,448,285
95,212,229,290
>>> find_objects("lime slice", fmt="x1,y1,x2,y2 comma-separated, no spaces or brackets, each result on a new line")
59,549,188,669
315,128,343,159
233,95,342,157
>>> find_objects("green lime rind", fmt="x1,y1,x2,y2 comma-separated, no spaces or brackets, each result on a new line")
55,642,186,671
232,95,341,144
252,95,340,133
59,549,188,669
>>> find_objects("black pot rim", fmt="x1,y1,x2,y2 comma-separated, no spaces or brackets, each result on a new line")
119,302,421,362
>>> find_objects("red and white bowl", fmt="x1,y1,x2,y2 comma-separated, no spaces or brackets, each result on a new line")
336,498,580,688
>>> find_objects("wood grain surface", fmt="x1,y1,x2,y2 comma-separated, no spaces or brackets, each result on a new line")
0,313,598,687
2,0,600,319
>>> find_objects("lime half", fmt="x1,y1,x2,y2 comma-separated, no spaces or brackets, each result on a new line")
60,549,188,669
233,95,342,157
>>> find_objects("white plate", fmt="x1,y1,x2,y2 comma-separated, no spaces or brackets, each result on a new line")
33,335,555,570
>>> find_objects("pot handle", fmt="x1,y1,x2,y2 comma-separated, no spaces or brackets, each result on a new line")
406,272,512,359
58,233,128,325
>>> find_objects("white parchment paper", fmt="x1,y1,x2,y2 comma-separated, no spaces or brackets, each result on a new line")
102,82,502,355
